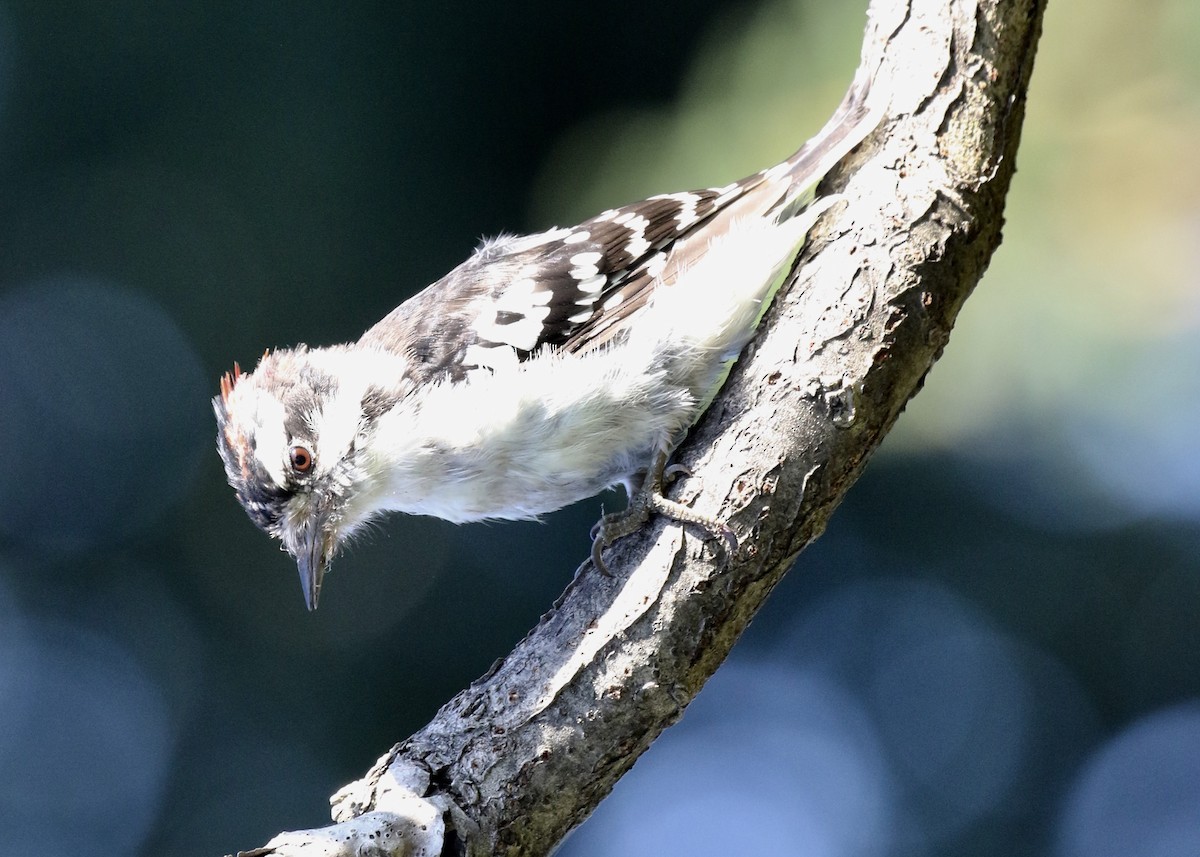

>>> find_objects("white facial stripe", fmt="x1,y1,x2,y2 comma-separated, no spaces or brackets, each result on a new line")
310,387,364,478
306,348,408,476
248,392,290,488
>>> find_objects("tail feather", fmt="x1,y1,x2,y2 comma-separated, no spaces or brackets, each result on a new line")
767,64,883,221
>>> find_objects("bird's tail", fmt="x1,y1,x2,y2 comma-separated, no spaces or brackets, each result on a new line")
629,64,883,413
766,63,883,222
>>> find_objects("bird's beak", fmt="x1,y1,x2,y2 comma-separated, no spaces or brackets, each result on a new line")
295,523,333,612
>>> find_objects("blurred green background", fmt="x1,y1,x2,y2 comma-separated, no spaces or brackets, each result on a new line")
1,1,1198,855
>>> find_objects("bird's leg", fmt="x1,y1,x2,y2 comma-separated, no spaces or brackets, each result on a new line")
588,450,738,576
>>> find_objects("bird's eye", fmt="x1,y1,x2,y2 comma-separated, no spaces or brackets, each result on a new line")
289,445,314,473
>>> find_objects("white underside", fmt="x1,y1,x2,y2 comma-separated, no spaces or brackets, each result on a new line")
337,202,831,529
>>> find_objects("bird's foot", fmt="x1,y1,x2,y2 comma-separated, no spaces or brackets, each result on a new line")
586,451,736,576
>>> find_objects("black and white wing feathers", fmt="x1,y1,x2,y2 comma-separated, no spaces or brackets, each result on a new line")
357,183,756,385
358,69,877,388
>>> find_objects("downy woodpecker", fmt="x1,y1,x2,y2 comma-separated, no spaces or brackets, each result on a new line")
215,69,880,610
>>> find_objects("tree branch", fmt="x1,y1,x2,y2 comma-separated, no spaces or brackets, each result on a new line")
230,0,1046,853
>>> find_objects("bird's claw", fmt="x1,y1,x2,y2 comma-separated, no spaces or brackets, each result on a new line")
585,452,735,576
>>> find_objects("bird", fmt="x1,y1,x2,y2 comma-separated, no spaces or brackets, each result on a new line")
214,68,881,611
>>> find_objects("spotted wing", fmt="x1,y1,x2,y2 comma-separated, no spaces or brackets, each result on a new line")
357,182,756,385
358,68,878,387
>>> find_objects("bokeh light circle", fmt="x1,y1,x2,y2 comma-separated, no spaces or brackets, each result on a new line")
1057,702,1200,857
0,618,172,856
0,277,207,553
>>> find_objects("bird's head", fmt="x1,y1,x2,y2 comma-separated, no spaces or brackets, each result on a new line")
213,346,402,610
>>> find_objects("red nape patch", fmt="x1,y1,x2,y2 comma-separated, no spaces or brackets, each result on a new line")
219,362,243,404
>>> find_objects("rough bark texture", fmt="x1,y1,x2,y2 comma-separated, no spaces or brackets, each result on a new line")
232,0,1046,854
